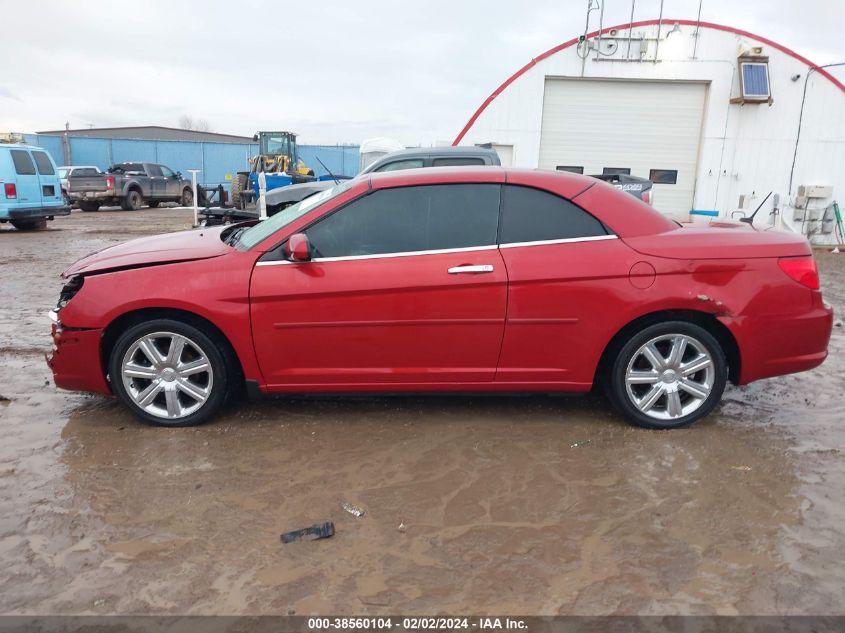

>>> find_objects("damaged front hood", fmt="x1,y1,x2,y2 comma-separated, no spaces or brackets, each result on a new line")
63,226,232,277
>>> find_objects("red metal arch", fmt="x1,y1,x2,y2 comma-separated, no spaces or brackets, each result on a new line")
453,19,845,145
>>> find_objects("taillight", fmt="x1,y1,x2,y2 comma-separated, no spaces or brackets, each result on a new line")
4,183,16,198
778,256,820,290
642,189,651,205
105,175,115,189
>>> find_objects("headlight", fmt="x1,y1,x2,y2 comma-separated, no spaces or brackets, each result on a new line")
57,275,84,309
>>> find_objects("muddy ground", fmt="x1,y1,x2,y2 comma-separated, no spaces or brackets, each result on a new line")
0,208,843,616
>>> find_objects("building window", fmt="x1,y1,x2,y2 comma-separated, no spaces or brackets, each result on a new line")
555,166,583,174
649,169,678,185
602,167,630,175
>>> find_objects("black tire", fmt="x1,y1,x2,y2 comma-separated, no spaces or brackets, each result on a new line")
11,218,47,231
230,173,247,209
62,191,70,207
181,188,193,207
606,321,727,430
147,200,160,208
109,319,229,427
79,201,100,212
121,189,143,210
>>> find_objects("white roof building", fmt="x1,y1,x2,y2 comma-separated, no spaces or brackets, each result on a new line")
454,19,845,244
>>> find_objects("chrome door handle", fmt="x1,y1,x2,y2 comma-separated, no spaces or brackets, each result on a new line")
447,264,494,274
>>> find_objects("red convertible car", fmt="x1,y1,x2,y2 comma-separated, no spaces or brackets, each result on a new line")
48,167,832,429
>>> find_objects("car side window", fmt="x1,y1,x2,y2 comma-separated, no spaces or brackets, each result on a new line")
10,150,36,175
431,157,485,167
374,159,424,172
160,165,175,178
305,184,500,259
31,152,56,175
499,185,608,245
147,164,163,177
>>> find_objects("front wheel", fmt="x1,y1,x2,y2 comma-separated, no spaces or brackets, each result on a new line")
109,319,229,427
607,321,727,429
181,188,193,207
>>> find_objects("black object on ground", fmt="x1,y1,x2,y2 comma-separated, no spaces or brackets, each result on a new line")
281,522,335,544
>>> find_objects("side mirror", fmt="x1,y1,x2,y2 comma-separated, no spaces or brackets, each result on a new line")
175,171,182,179
285,233,312,262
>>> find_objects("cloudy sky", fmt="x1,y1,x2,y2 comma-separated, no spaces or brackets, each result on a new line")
2,0,843,145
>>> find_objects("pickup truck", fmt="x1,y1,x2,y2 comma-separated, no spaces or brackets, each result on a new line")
67,162,193,211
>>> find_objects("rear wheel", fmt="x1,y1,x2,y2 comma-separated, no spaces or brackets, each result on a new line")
79,201,100,212
11,218,47,231
607,321,727,429
181,188,193,207
109,319,229,427
121,189,143,210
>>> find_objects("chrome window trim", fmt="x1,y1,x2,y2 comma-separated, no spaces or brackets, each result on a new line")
255,244,498,266
254,235,617,267
498,234,617,249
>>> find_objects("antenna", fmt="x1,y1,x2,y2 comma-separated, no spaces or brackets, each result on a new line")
313,155,340,185
740,191,772,225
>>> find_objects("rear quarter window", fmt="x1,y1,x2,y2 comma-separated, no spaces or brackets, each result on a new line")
32,152,56,175
499,185,608,245
431,157,485,167
10,150,36,175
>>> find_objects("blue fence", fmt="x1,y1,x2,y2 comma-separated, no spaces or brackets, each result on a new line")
24,134,360,191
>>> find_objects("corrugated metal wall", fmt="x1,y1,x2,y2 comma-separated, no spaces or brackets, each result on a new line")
24,134,360,190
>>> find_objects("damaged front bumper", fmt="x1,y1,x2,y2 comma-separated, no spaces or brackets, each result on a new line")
46,310,111,395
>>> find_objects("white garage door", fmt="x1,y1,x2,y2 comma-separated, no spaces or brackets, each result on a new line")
538,78,706,219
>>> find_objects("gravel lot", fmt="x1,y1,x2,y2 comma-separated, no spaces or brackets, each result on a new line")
1,208,844,615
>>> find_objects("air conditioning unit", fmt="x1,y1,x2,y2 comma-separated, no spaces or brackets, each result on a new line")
797,185,833,199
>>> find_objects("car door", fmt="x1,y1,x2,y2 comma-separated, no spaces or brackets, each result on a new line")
8,149,40,207
146,164,164,198
159,165,180,196
31,150,62,207
250,183,507,387
495,183,631,387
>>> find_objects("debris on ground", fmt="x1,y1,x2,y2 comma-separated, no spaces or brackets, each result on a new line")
341,501,366,518
397,522,407,533
0,394,10,404
570,440,591,448
731,466,753,471
280,521,335,543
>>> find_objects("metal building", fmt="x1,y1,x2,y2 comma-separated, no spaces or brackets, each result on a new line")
454,19,845,244
36,126,254,144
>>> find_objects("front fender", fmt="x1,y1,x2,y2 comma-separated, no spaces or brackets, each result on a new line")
57,252,264,383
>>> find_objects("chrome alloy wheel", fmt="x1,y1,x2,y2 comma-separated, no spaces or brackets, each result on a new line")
120,331,213,420
624,333,715,421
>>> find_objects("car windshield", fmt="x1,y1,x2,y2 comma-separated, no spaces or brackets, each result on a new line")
238,181,353,249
